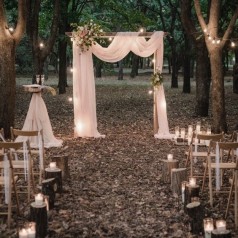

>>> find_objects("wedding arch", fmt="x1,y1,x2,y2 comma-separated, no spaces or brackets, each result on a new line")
68,31,173,139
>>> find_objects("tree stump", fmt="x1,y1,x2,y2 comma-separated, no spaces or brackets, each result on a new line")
29,202,48,238
184,184,200,212
51,154,70,179
41,178,56,209
171,168,187,195
186,201,204,235
45,168,62,193
161,159,179,183
211,230,232,238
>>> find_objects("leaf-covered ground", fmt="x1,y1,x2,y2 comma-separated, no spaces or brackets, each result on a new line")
1,74,238,237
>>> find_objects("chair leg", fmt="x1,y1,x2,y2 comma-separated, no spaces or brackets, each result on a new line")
225,173,235,219
8,170,12,228
235,171,238,229
208,156,213,207
201,161,208,193
11,172,20,215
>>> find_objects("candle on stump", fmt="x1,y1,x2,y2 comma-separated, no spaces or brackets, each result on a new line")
204,218,214,238
35,193,44,206
188,125,193,136
175,126,180,138
167,154,173,161
26,222,36,238
49,162,57,170
19,228,28,238
189,177,196,187
181,181,187,203
180,128,185,139
196,121,201,133
216,219,226,231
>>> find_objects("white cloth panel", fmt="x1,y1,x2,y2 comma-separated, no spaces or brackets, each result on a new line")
16,93,62,147
73,31,171,138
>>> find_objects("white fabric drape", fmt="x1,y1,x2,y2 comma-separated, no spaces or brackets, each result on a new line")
16,93,62,148
73,31,172,138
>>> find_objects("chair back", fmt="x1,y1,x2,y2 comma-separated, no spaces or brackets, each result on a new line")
0,128,5,141
196,132,224,141
10,127,40,139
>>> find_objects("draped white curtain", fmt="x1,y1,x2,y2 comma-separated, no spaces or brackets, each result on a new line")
73,31,172,138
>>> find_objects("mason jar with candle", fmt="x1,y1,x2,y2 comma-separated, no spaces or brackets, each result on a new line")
204,218,214,238
216,219,226,231
49,162,57,170
35,193,44,206
167,154,173,161
189,177,196,187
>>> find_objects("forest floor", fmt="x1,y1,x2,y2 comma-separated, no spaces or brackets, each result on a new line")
1,72,238,237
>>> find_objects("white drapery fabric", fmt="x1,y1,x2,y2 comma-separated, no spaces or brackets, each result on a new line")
16,93,62,148
73,31,172,138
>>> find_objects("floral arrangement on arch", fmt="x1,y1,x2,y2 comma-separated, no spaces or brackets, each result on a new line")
151,68,163,88
71,20,103,52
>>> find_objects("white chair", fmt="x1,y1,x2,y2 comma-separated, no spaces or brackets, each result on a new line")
0,141,35,202
0,145,22,227
203,141,238,209
11,127,45,184
185,132,224,178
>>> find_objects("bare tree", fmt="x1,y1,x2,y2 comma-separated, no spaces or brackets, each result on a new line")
194,0,238,132
0,0,26,138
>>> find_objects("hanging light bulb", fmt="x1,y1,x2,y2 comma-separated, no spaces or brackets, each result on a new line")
208,35,212,41
68,97,73,102
109,37,113,41
212,38,215,44
9,27,14,33
70,67,73,72
231,41,235,47
216,39,221,44
39,42,44,48
203,28,207,33
148,90,153,95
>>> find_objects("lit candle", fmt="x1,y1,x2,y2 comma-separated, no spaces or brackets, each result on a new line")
216,219,226,231
204,218,214,238
19,228,28,238
49,162,56,170
196,121,201,133
207,126,211,135
189,177,196,187
188,125,193,136
181,181,187,203
167,154,173,161
181,128,185,138
26,223,36,238
175,126,180,138
35,193,44,205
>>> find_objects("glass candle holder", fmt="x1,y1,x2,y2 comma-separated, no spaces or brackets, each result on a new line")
189,177,196,187
196,121,201,133
167,154,173,161
216,219,226,231
204,218,214,236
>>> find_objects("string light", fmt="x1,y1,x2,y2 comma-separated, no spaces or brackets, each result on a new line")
203,28,237,48
9,27,14,33
109,37,113,41
148,90,153,95
70,67,73,72
39,42,44,48
68,97,73,102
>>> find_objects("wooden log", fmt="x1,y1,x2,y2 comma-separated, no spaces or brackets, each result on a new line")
186,201,204,235
51,154,70,179
211,230,232,238
184,184,200,212
45,168,62,193
161,159,179,183
29,202,48,238
171,168,187,195
41,178,56,210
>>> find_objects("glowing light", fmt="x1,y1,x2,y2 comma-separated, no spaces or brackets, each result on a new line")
212,39,215,44
75,122,83,133
203,28,207,33
208,35,212,41
109,37,113,41
216,39,221,44
70,67,73,72
152,59,155,64
68,97,73,102
39,42,44,48
71,37,74,42
148,90,153,95
231,41,235,47
9,27,14,32
161,101,166,108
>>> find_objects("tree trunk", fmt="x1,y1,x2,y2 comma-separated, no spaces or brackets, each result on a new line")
233,63,238,94
0,39,16,138
58,40,67,94
195,42,210,117
95,60,103,78
183,34,191,93
210,49,227,133
130,54,139,78
118,60,123,80
171,45,178,88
